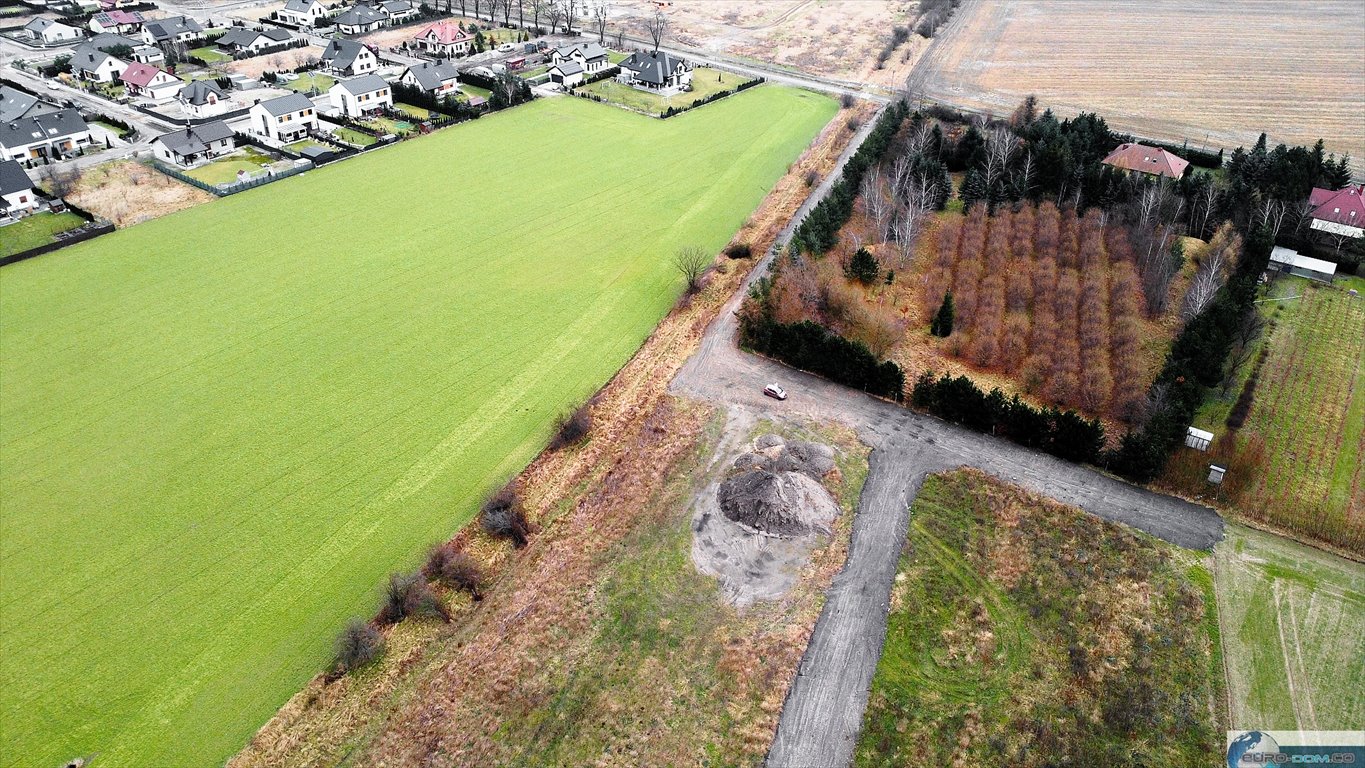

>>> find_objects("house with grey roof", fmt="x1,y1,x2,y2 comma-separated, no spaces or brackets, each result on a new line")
329,74,392,117
550,42,609,75
0,159,38,215
320,38,377,76
23,17,85,44
1,108,93,163
547,59,583,87
398,60,459,97
84,32,164,64
249,92,317,143
333,4,385,35
216,27,294,55
377,0,418,23
151,120,236,167
1,87,60,124
177,80,231,118
618,49,693,92
275,0,330,27
140,15,203,46
69,45,127,82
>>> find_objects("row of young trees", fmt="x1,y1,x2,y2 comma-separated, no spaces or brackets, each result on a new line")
921,203,1151,420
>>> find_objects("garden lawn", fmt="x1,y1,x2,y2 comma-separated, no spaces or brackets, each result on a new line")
330,125,379,147
0,211,86,257
578,67,752,116
282,72,335,93
0,86,835,768
182,148,276,185
190,46,232,63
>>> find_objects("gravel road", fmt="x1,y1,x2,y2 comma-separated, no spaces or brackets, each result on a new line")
669,100,1224,768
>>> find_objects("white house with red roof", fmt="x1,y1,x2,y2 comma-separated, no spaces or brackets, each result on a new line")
413,21,472,57
1307,184,1365,239
119,62,183,101
88,10,144,35
1101,142,1190,180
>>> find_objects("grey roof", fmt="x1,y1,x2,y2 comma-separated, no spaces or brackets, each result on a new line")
256,91,315,116
333,4,384,26
178,79,226,105
0,159,33,196
332,73,389,95
321,38,366,69
69,45,123,73
619,49,691,86
217,26,290,48
283,0,322,12
0,108,90,151
551,59,583,76
554,42,607,62
402,60,457,91
143,15,202,42
154,120,234,156
25,17,55,32
379,0,414,14
1,86,58,123
88,32,143,52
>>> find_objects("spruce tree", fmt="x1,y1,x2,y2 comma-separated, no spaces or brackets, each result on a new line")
846,247,880,284
931,290,955,337
960,169,987,211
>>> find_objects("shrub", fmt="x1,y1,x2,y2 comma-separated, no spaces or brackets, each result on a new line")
377,571,450,624
549,403,592,450
804,169,818,187
724,241,753,259
845,247,880,284
424,543,484,598
334,618,384,673
481,484,530,547
839,92,855,109
846,115,862,132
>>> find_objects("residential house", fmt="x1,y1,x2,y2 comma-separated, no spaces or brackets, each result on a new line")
320,38,377,76
85,33,164,64
399,60,459,97
617,49,692,91
1,86,60,123
328,73,391,116
550,42,609,75
412,21,471,57
333,4,385,35
177,80,230,117
216,27,294,55
249,92,317,143
1100,142,1190,180
377,0,418,24
0,159,38,215
69,45,127,82
1307,184,1365,239
119,62,183,101
276,0,330,27
0,108,93,162
23,17,85,44
151,120,236,166
546,59,583,88
141,15,204,46
88,10,144,35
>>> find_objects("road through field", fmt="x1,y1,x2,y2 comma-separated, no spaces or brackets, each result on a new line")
0,88,836,768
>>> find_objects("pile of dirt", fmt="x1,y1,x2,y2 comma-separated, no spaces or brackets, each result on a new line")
718,469,839,537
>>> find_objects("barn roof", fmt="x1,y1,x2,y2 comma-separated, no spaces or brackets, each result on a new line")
1307,184,1365,227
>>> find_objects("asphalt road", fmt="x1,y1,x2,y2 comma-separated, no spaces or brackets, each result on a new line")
668,100,1225,768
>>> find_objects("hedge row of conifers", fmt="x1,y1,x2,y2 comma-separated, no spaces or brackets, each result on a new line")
740,317,905,400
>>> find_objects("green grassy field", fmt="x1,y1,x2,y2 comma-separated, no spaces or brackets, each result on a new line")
1215,523,1365,730
579,67,752,116
182,147,277,185
0,211,87,257
282,72,335,93
0,86,836,767
330,125,379,146
856,470,1222,767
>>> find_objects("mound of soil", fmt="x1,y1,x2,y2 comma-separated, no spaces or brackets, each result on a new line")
718,469,840,538
730,438,836,480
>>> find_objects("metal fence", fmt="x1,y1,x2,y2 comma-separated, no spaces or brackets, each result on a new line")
148,158,314,197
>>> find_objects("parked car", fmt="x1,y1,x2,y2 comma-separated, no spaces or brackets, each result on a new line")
497,42,515,52
763,384,787,401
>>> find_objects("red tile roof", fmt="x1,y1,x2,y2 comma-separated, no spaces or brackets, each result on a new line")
1101,142,1190,179
119,61,170,87
1308,184,1365,227
415,21,471,44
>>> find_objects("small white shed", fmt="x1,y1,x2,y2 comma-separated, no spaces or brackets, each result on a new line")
1208,465,1226,485
1270,246,1337,283
1185,426,1213,452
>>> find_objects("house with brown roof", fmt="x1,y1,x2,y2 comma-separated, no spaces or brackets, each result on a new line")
1307,184,1365,239
1101,142,1190,180
119,62,183,101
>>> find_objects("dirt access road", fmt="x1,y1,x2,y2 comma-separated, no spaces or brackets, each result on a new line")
670,106,1225,768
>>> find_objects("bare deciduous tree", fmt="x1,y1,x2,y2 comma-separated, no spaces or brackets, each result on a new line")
673,245,709,292
646,9,668,52
861,166,891,243
544,0,563,34
980,126,1016,199
564,0,578,33
41,164,79,198
1182,223,1240,321
592,1,608,44
1221,308,1266,395
1255,197,1290,240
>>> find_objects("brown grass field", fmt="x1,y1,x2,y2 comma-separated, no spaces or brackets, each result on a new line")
66,160,214,227
908,0,1365,164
